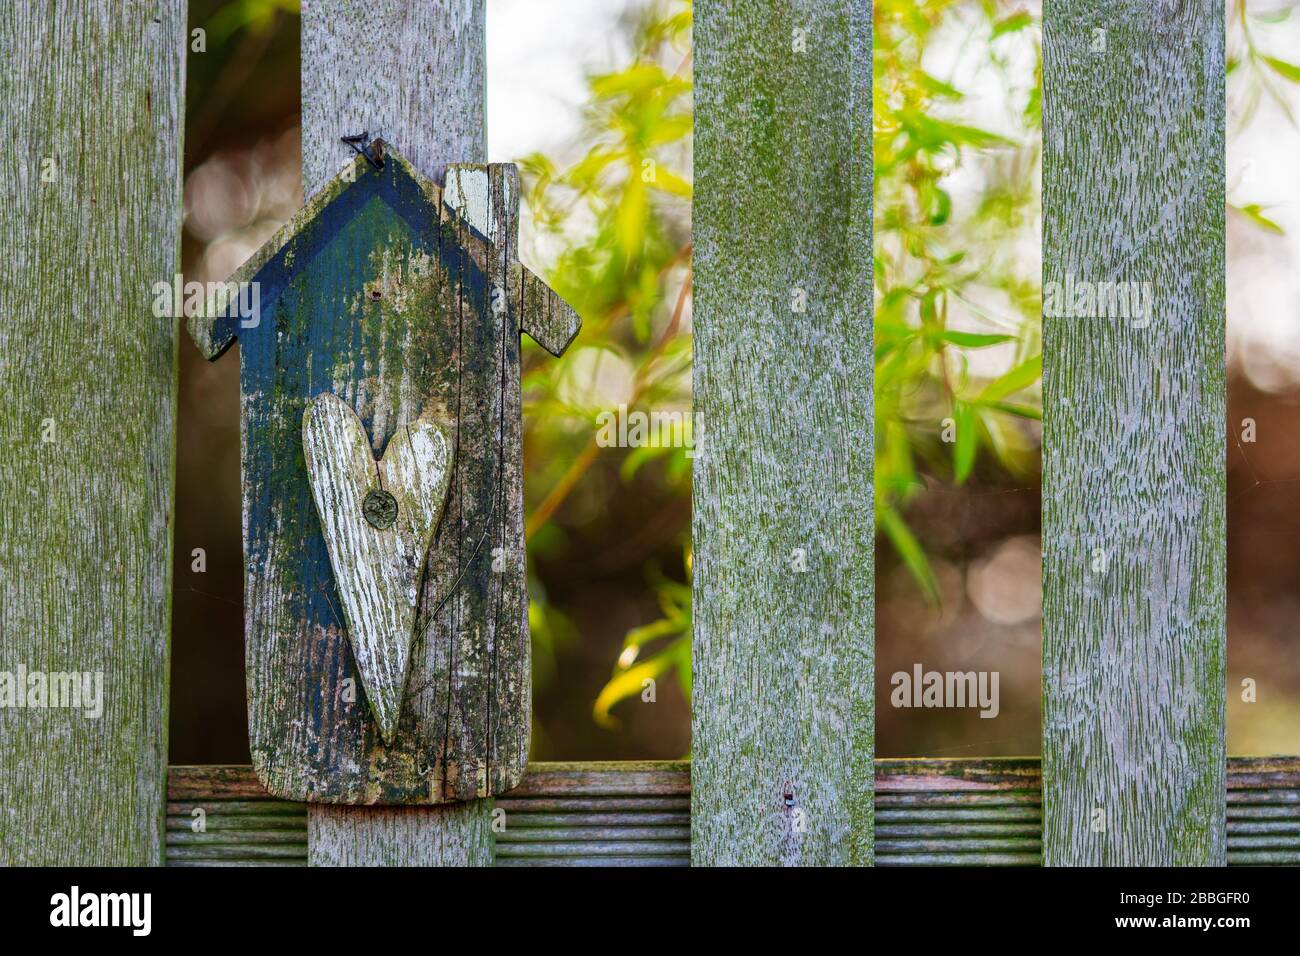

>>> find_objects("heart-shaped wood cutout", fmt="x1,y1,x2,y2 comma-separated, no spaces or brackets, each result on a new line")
302,393,453,745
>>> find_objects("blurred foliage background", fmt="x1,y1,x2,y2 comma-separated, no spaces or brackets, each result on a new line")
171,0,694,762
872,0,1043,756
169,0,1300,765
1226,0,1300,756
515,2,693,742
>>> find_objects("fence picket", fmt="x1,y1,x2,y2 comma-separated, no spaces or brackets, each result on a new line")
1041,2,1227,865
692,0,875,865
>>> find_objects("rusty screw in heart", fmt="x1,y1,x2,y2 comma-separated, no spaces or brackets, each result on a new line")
363,489,398,529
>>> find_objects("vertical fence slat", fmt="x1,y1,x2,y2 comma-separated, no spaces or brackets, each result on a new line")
1041,2,1226,864
693,0,874,865
0,0,185,864
301,0,493,867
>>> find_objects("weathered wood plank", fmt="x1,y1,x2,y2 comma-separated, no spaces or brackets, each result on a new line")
500,813,690,828
298,0,491,866
190,1,575,819
876,852,1040,867
164,761,1300,867
308,803,494,866
877,758,1041,792
692,0,875,866
1041,1,1226,865
499,826,692,843
504,761,691,796
496,797,690,813
1226,758,1300,790
878,792,1043,807
0,0,184,865
496,840,691,858
876,824,1042,837
171,860,305,868
496,856,686,868
877,807,1041,822
167,830,308,845
302,393,454,744
166,814,306,831
189,146,569,805
168,766,302,801
300,0,486,195
167,844,308,861
517,263,582,356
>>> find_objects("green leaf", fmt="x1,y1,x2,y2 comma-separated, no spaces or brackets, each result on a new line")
917,71,964,101
590,64,670,97
879,506,940,606
976,355,1041,403
674,638,692,700
615,178,649,255
1232,203,1285,235
900,112,1017,151
985,400,1042,421
620,443,672,481
919,289,941,328
622,618,685,649
953,402,977,485
929,186,952,224
1263,55,1300,84
593,653,674,728
568,147,622,185
991,11,1034,38
647,166,693,197
937,330,1015,349
644,114,693,145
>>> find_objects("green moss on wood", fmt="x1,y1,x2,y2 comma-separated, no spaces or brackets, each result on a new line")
0,0,184,865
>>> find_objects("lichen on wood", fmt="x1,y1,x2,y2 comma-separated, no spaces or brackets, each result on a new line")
302,393,454,745
295,0,495,868
692,0,875,866
1041,1,1226,865
189,148,577,810
0,0,184,865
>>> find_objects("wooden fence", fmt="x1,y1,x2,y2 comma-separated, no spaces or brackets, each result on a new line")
0,0,1263,867
165,760,1300,867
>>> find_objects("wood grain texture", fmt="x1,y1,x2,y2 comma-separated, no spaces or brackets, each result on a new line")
297,0,566,868
517,263,582,357
308,801,494,866
692,0,875,866
876,759,1043,866
0,0,183,865
1041,1,1226,865
503,761,691,797
298,0,490,867
186,149,576,807
166,760,1300,867
303,393,454,744
300,0,485,193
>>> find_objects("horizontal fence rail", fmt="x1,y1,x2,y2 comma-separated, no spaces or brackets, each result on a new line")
875,758,1043,866
495,762,690,867
167,758,1300,867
